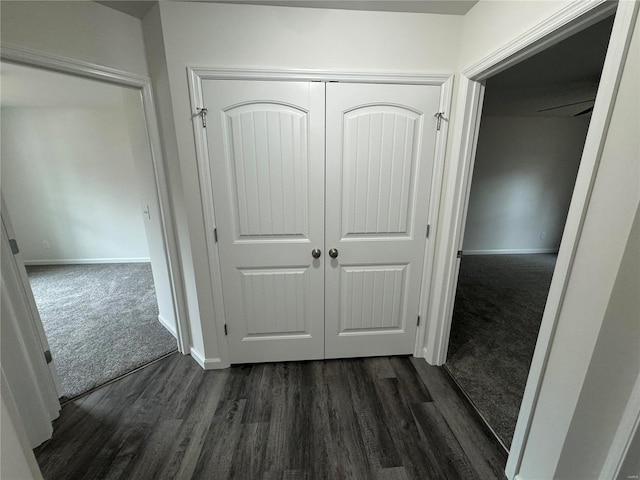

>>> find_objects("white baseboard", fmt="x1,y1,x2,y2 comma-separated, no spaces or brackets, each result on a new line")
463,248,559,255
189,347,225,370
24,257,151,266
158,315,177,338
422,347,444,366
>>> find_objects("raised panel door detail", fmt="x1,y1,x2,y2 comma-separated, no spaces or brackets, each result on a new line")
239,267,310,338
339,264,408,334
341,106,421,237
223,103,309,239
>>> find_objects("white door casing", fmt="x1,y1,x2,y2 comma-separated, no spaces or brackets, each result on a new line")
1,196,61,447
202,80,326,363
324,83,441,358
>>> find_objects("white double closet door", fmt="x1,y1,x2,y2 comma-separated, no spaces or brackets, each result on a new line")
203,79,440,363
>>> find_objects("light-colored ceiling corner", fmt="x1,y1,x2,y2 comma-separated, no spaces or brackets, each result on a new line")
95,1,158,20
97,0,478,18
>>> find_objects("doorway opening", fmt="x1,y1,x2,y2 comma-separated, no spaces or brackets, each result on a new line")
1,61,179,401
444,14,615,450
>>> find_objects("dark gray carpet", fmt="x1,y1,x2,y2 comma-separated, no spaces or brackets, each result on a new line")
26,263,177,399
446,253,557,449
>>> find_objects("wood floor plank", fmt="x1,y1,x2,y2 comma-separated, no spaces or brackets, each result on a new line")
363,356,397,379
242,363,273,424
190,398,247,479
101,426,151,480
284,362,315,472
228,422,271,479
374,377,445,480
345,359,403,469
410,357,508,479
157,370,229,480
124,420,182,480
323,360,375,479
35,354,509,480
410,402,476,479
389,356,433,404
374,466,411,480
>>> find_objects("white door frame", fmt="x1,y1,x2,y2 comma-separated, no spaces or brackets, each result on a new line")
0,44,191,355
420,1,638,479
187,68,453,365
1,203,61,447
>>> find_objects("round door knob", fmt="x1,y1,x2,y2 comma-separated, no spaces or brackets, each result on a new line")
329,248,339,258
311,248,322,258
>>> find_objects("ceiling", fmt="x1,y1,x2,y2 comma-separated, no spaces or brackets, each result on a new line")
483,15,615,117
0,62,129,108
96,1,157,19
96,0,478,19
9,3,610,117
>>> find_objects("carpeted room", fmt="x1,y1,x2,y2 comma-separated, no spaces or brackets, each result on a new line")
1,62,178,400
444,15,614,450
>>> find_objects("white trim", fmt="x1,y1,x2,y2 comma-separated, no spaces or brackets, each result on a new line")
423,76,485,365
0,368,46,480
158,315,177,338
187,68,231,368
1,211,60,446
2,196,63,399
420,2,639,480
0,44,149,88
189,347,225,370
187,67,450,85
414,75,454,357
508,4,639,478
0,43,191,355
24,257,151,266
464,0,616,80
600,374,640,480
187,67,454,367
462,249,558,256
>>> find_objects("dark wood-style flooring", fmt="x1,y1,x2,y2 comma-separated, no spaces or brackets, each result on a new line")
34,354,507,479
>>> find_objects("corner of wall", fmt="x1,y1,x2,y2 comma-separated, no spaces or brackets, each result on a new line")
141,4,207,357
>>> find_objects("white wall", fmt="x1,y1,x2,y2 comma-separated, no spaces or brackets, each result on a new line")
152,0,464,362
142,5,205,353
1,107,150,264
0,1,149,78
462,116,589,254
617,424,640,480
517,9,640,480
458,0,574,71
120,87,177,336
555,204,639,478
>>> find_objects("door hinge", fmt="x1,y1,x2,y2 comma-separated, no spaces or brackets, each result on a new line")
457,250,463,258
44,350,52,364
417,315,421,326
196,107,208,128
9,238,19,255
434,112,445,131
426,224,431,238
224,324,228,336
214,228,218,243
